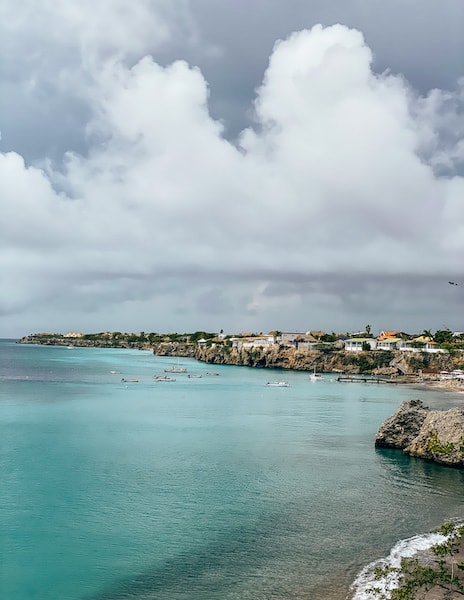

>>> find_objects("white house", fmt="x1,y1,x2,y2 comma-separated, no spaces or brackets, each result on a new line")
344,338,377,352
376,337,402,351
231,335,275,350
398,337,444,353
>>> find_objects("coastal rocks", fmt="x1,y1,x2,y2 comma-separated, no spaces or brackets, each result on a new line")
375,399,429,450
152,342,196,358
375,400,464,468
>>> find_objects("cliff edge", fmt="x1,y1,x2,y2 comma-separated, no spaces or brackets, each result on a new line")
375,400,464,468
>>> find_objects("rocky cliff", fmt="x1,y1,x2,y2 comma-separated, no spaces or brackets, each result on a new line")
18,334,464,377
190,345,463,377
375,400,464,468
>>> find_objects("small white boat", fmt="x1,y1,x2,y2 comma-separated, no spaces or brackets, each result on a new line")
110,370,120,374
187,374,202,378
121,378,139,383
164,358,187,373
266,381,289,387
153,375,176,382
310,368,323,381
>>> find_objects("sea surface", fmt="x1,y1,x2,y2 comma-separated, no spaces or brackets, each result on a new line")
1,339,464,600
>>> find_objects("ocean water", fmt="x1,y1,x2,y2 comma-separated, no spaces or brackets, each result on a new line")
1,339,464,600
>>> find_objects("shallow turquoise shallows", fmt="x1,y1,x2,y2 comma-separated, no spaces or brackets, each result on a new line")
1,340,464,600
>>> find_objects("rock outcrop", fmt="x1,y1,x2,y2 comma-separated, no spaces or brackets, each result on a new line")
375,400,464,468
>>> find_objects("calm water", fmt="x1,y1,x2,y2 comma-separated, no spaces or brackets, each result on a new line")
1,340,464,600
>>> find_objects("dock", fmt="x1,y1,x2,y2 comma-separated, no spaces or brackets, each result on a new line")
336,376,406,384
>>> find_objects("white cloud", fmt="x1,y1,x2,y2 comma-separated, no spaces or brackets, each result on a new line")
1,23,463,335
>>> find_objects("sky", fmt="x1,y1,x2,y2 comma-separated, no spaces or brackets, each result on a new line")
1,1,464,338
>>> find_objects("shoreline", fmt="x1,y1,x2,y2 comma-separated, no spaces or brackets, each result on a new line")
424,379,464,392
350,523,464,599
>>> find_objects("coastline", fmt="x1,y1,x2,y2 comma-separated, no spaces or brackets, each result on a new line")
423,379,464,393
350,523,464,599
352,381,464,599
17,334,464,381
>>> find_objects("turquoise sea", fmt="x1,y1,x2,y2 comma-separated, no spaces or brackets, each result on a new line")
1,339,464,600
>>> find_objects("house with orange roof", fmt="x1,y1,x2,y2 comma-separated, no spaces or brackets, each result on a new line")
378,331,402,341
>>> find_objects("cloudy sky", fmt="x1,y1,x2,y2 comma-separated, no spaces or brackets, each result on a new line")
1,1,464,338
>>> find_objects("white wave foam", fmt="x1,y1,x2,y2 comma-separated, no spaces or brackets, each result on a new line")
350,531,448,599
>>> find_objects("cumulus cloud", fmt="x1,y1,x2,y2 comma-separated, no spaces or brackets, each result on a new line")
1,22,463,335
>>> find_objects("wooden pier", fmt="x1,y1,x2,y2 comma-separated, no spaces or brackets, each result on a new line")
336,376,406,384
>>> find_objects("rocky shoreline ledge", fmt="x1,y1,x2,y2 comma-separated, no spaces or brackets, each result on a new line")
375,399,464,468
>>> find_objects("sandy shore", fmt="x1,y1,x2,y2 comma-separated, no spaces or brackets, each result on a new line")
424,379,464,393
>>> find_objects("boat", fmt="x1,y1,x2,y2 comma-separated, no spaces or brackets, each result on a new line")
266,381,289,387
187,374,202,378
164,358,187,373
310,368,323,381
121,378,139,383
153,375,176,382
66,345,75,349
109,370,120,374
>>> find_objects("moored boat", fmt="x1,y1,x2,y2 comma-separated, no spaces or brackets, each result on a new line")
310,368,323,381
153,375,176,382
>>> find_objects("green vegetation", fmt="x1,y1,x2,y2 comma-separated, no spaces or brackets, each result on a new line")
357,355,371,373
189,331,217,342
368,522,464,599
427,432,455,455
434,329,454,345
319,332,338,342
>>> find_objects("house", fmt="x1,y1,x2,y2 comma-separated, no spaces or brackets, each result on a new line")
376,337,402,351
231,335,275,350
399,336,443,353
276,331,319,350
378,331,402,341
278,332,309,345
344,338,377,352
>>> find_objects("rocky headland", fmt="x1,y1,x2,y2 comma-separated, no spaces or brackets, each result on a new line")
375,399,464,468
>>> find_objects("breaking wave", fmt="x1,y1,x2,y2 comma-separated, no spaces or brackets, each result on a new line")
350,530,449,599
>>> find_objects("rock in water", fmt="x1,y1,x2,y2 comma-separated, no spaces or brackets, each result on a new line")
375,399,429,450
375,400,464,468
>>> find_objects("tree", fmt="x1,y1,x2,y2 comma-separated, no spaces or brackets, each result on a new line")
434,329,453,345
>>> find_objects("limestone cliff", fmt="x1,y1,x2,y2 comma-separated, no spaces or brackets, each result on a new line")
18,334,464,377
375,400,464,468
190,345,463,377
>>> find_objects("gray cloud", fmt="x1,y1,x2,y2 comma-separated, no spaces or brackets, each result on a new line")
0,4,463,337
